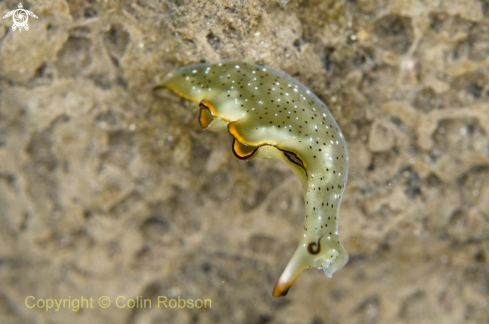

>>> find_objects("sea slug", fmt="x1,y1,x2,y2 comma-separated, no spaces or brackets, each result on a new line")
155,61,349,297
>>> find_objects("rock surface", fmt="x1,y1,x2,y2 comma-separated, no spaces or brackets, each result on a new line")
0,0,488,323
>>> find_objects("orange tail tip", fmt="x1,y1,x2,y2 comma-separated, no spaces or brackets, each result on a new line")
273,277,295,297
272,264,304,297
272,248,307,297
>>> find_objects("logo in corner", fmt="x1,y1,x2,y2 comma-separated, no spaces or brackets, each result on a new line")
3,3,38,32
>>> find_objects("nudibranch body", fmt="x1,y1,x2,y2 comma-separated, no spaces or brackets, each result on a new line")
155,61,349,297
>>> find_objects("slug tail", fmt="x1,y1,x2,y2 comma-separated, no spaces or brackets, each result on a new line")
272,246,307,297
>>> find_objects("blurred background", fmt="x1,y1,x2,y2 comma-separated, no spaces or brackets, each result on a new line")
0,0,488,323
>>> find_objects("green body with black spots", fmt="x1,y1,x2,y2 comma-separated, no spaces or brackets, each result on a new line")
155,61,349,297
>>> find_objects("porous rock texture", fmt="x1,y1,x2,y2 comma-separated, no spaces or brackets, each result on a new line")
0,0,488,323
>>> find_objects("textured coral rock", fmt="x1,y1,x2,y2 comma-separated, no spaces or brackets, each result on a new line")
0,0,487,323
